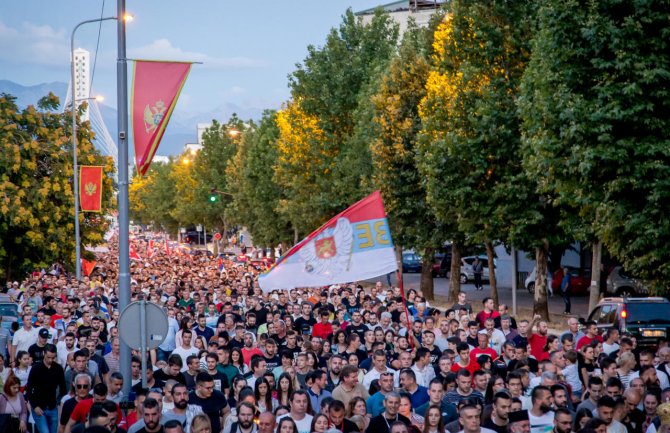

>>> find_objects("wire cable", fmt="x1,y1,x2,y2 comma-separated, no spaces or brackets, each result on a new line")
89,0,106,95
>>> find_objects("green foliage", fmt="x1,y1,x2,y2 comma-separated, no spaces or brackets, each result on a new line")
520,0,670,288
0,93,115,280
276,9,400,238
370,19,446,252
129,159,178,233
225,111,293,246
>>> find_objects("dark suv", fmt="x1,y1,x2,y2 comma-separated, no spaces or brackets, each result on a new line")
586,297,670,348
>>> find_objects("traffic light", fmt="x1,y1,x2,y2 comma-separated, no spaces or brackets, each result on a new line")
209,188,217,202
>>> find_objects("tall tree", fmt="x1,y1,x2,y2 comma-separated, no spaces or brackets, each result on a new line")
129,159,179,234
519,0,670,299
0,94,114,279
226,111,294,247
276,9,400,237
419,0,536,306
369,19,447,299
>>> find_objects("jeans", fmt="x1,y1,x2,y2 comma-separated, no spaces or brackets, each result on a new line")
562,290,572,313
33,406,58,433
474,273,483,289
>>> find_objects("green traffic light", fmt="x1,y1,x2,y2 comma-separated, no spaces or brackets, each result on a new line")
209,195,216,202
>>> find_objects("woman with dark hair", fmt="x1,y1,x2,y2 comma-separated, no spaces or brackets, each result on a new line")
12,351,31,390
574,408,594,432
423,405,445,433
175,316,192,348
0,374,28,432
310,413,330,433
230,347,249,375
277,417,298,433
484,375,506,405
227,375,248,409
333,330,347,354
254,377,277,413
476,354,493,372
543,335,560,353
305,352,319,372
276,373,294,408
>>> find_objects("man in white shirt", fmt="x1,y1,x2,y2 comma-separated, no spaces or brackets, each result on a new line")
528,386,554,433
363,350,396,389
411,348,435,387
11,313,39,363
171,329,199,372
56,332,77,367
277,390,313,433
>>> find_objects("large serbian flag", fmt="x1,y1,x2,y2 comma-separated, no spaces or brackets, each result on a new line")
80,166,103,212
259,191,397,291
131,60,191,176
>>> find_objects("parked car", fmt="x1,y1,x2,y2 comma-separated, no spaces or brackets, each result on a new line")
184,231,213,245
606,266,650,297
432,252,451,277
445,256,494,284
524,267,553,295
586,297,670,348
0,294,18,332
402,252,423,273
551,266,591,295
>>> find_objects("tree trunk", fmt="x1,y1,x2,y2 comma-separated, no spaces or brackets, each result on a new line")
448,241,462,305
589,240,602,312
293,227,299,245
485,241,499,306
533,241,550,320
421,247,435,300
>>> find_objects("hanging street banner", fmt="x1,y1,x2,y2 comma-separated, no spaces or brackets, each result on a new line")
131,60,192,176
258,190,398,291
79,165,103,212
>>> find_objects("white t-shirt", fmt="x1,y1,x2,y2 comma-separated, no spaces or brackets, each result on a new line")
277,413,313,433
171,345,199,372
602,342,620,355
12,327,39,353
56,341,77,367
529,411,554,433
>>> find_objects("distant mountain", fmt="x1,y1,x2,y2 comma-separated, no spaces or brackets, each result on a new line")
0,80,266,156
0,80,68,108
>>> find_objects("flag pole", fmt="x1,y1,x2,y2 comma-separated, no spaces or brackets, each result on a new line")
397,269,415,350
117,0,132,398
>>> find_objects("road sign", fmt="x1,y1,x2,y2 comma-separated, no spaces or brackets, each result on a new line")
214,232,222,241
119,301,168,389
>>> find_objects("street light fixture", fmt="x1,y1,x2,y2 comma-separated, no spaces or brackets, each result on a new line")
71,15,121,281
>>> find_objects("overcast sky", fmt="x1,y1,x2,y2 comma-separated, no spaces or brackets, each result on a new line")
0,0,386,116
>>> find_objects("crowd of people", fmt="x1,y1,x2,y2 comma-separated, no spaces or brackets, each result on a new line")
1,236,670,433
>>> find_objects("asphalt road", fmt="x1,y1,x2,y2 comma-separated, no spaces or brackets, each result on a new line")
366,271,591,322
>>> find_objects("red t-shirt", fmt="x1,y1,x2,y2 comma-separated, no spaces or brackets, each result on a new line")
312,322,333,340
451,357,481,375
241,347,263,366
476,310,500,329
70,398,122,424
471,347,498,360
576,334,604,350
529,333,548,361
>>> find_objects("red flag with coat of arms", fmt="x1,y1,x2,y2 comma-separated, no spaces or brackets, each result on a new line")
79,166,103,212
131,60,192,176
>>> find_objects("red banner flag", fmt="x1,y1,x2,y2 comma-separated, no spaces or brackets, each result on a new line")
147,240,155,258
131,60,192,176
81,259,97,277
129,243,141,261
79,166,103,212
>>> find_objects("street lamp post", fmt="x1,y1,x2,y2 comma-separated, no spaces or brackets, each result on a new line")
71,16,117,281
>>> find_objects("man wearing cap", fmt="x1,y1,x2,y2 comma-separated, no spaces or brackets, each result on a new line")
508,410,531,433
28,328,51,364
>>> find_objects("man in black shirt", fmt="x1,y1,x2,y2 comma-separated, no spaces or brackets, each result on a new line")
189,372,230,433
263,338,281,371
345,311,368,342
28,328,50,364
293,303,316,336
366,392,410,433
153,354,187,385
60,373,93,433
26,343,66,433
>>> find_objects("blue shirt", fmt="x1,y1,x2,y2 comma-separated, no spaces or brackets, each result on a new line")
366,391,387,417
409,385,430,408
